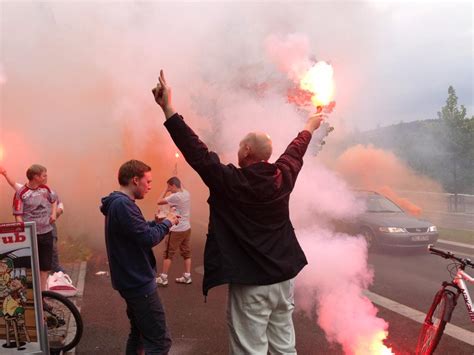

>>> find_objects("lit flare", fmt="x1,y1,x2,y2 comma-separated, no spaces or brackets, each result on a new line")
299,61,335,107
355,331,394,355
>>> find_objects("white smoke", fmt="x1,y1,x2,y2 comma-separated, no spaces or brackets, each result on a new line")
0,62,6,85
297,227,389,354
288,154,390,353
265,33,313,81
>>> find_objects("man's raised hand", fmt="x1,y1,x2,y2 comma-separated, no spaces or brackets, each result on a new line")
304,112,326,134
152,70,176,119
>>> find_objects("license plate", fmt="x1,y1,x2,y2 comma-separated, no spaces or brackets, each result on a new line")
412,235,429,241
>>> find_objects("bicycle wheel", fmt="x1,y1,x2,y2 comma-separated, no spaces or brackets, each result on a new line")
42,290,83,353
415,289,454,355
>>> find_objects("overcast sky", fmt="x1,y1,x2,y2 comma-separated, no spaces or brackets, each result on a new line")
1,1,472,132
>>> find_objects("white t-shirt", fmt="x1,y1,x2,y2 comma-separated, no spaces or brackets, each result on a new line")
165,189,191,232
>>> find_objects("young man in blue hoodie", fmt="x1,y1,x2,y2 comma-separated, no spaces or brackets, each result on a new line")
101,159,179,355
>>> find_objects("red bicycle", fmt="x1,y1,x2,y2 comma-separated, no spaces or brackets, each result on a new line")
415,244,473,354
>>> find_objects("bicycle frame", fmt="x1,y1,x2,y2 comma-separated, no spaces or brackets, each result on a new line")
453,268,474,323
427,244,474,324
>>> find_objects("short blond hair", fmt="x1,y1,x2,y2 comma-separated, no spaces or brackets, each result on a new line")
26,164,47,180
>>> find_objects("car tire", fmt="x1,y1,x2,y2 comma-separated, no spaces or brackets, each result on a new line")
361,227,376,250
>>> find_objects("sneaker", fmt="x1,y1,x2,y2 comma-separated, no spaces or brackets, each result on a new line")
46,272,78,297
156,275,168,287
175,274,192,284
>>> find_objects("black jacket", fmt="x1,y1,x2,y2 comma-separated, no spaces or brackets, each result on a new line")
165,113,310,296
100,191,172,298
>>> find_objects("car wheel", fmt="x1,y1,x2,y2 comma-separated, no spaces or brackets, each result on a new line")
361,227,376,249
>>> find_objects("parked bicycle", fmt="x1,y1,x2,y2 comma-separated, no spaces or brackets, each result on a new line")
415,244,474,354
42,290,83,354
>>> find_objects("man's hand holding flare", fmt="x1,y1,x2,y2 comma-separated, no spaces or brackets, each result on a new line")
152,70,176,119
303,112,326,135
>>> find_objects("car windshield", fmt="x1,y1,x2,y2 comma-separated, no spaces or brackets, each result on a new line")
363,195,404,213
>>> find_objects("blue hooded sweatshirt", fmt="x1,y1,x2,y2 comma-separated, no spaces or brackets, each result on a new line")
100,191,171,298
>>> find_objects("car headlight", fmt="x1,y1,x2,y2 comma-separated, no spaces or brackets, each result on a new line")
428,226,437,232
379,227,407,233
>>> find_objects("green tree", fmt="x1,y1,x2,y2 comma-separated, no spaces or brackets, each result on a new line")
438,86,474,208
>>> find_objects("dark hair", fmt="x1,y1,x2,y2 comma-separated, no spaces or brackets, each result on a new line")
118,160,151,186
26,164,47,180
166,176,181,188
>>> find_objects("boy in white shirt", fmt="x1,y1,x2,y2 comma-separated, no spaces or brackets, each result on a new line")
156,177,192,286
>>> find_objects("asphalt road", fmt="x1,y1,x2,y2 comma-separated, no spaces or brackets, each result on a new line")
76,223,474,354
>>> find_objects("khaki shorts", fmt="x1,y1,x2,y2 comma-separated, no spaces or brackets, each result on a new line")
162,229,191,260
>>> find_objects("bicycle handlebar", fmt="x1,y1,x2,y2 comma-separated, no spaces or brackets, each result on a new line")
428,244,474,268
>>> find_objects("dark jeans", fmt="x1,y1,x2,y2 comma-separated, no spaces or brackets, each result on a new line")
122,289,172,355
37,231,54,271
51,224,64,273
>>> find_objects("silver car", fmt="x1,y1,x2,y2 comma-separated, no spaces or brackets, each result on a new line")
348,191,439,249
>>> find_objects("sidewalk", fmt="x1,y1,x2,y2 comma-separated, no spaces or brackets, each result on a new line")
61,261,87,355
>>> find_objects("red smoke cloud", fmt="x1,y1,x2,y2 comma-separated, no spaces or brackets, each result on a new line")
333,144,443,216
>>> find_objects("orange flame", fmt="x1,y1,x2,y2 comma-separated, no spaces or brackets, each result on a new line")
355,331,394,355
175,152,179,159
299,61,335,107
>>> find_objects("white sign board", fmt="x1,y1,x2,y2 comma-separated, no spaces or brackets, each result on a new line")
0,222,48,354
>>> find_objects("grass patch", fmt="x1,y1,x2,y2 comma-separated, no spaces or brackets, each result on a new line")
438,228,474,245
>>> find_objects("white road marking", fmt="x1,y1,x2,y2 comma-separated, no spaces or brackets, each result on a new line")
364,290,474,346
438,239,474,251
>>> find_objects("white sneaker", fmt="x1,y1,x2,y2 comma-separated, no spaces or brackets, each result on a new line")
156,275,168,287
175,274,192,284
47,272,78,297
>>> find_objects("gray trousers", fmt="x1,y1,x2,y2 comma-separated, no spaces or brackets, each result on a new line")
227,279,296,355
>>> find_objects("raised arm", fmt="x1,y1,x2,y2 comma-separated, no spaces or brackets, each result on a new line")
0,167,21,191
275,112,326,188
152,70,228,190
157,184,170,205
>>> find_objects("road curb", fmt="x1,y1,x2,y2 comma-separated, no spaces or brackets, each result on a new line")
67,261,87,355
76,261,87,298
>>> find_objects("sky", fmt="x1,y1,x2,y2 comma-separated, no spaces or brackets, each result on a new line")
1,1,472,128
